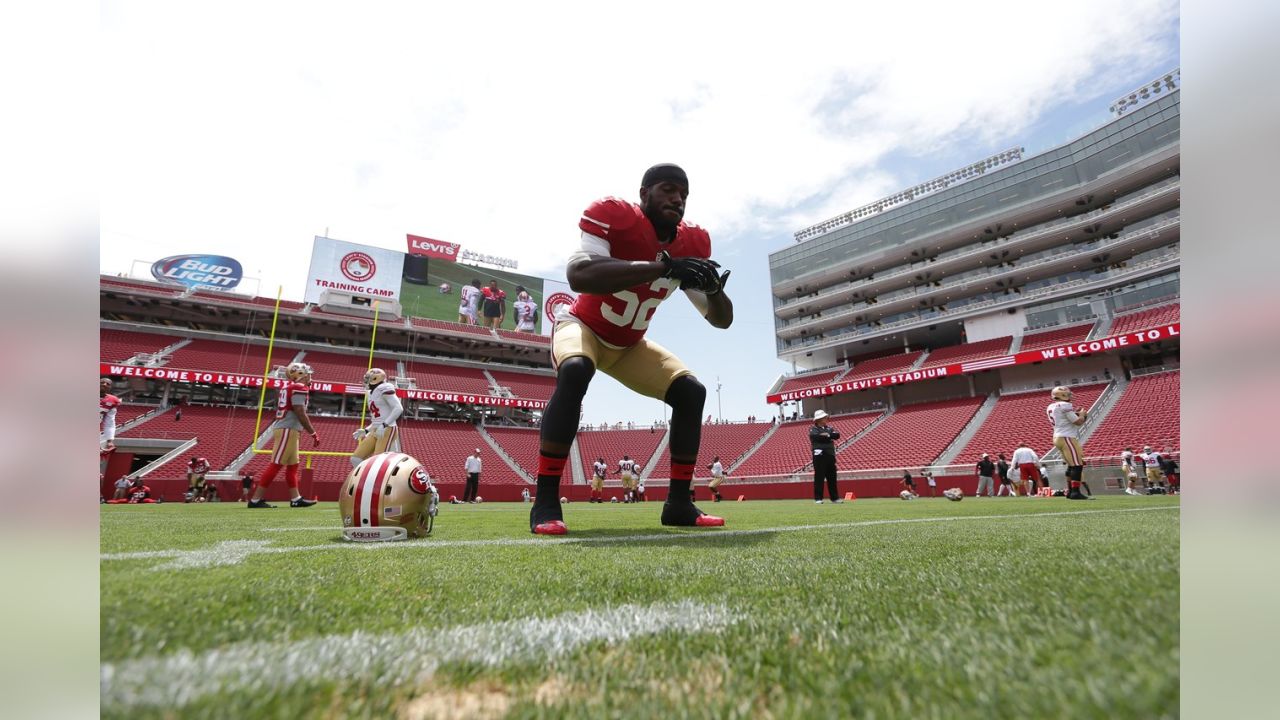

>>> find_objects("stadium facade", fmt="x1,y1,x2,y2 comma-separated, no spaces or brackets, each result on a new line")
767,70,1180,420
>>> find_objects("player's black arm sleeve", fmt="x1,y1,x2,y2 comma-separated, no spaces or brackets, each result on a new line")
566,256,665,295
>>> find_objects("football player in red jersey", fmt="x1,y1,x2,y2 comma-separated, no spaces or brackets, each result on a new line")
100,377,121,482
530,164,733,535
248,362,321,508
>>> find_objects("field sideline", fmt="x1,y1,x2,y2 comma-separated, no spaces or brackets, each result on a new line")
102,496,1180,719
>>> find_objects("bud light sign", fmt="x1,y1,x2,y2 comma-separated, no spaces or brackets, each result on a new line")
151,254,244,291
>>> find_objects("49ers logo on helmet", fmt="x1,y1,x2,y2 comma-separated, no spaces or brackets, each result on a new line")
340,252,376,282
409,466,431,495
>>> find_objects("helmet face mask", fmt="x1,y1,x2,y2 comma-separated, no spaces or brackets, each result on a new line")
339,453,439,542
1051,386,1072,402
364,368,388,387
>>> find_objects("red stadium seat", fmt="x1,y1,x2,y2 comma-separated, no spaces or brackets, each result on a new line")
917,336,1012,369
1020,323,1095,353
953,383,1108,464
733,412,881,477
650,422,774,479
1109,302,1180,337
838,397,985,470
1083,371,1181,458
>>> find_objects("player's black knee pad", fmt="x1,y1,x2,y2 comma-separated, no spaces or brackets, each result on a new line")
552,357,596,403
664,375,706,412
1066,466,1083,482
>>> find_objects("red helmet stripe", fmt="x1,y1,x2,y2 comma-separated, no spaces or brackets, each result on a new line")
352,453,387,528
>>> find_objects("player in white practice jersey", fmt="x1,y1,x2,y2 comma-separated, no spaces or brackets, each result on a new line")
351,368,405,467
590,457,608,503
617,455,637,502
1046,386,1089,500
458,279,482,325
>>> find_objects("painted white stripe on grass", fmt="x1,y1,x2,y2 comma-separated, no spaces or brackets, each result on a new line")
101,600,738,711
102,506,1178,570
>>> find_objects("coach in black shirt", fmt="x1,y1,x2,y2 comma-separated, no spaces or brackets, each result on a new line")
810,410,841,504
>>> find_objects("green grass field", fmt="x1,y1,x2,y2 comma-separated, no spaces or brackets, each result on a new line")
101,496,1179,719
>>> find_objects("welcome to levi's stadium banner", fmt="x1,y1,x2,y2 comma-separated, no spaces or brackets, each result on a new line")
766,324,1180,404
97,364,547,409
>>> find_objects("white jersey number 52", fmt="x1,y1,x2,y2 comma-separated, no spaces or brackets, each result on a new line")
600,278,679,331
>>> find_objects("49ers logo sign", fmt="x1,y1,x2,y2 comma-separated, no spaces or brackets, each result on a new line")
340,252,376,282
545,292,575,324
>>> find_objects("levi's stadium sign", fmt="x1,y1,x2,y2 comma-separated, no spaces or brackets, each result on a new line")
766,324,1181,404
150,254,243,291
406,234,460,261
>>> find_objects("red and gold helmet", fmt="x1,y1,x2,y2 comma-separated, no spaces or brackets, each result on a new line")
339,452,439,542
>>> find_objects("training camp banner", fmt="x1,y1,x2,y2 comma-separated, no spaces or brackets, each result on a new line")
766,324,1181,404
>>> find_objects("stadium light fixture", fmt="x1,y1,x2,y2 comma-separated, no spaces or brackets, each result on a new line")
1109,68,1179,116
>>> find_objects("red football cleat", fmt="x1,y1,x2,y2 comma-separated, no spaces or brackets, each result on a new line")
533,520,568,535
694,514,725,527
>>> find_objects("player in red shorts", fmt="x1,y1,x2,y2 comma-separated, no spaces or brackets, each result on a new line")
1011,442,1041,495
530,164,733,535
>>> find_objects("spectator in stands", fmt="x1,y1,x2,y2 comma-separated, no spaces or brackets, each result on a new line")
810,411,841,504
239,472,253,502
482,281,506,329
459,279,482,325
707,456,726,502
464,449,482,503
995,453,1014,496
923,469,936,497
186,456,211,502
174,396,186,422
1012,442,1041,495
1120,447,1141,495
975,454,996,498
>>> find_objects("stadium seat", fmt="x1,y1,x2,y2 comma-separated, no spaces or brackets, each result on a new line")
1019,323,1095,353
299,350,400,384
164,338,282,375
1109,302,1180,336
575,428,667,481
841,350,927,382
917,336,1012,369
953,383,1108,463
838,397,985,470
733,412,881,477
776,369,845,395
487,369,557,400
100,329,184,363
650,422,774,479
1083,371,1181,458
404,361,493,395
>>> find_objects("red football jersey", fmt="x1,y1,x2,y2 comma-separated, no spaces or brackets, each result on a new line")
570,197,711,347
99,393,121,432
275,382,310,420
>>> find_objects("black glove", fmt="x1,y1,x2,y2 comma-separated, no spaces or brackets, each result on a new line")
660,252,728,294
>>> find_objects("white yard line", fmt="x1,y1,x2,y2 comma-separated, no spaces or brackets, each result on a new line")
102,506,1178,570
101,600,739,711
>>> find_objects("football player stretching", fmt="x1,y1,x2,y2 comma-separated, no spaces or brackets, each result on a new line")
529,164,732,534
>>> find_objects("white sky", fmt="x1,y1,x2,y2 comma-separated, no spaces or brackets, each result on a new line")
99,0,1179,425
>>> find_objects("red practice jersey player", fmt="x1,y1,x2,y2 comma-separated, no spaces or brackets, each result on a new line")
530,163,733,535
100,377,121,479
248,362,320,508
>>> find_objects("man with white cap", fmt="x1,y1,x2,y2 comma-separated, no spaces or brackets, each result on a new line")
975,453,996,498
463,449,483,503
809,410,842,504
